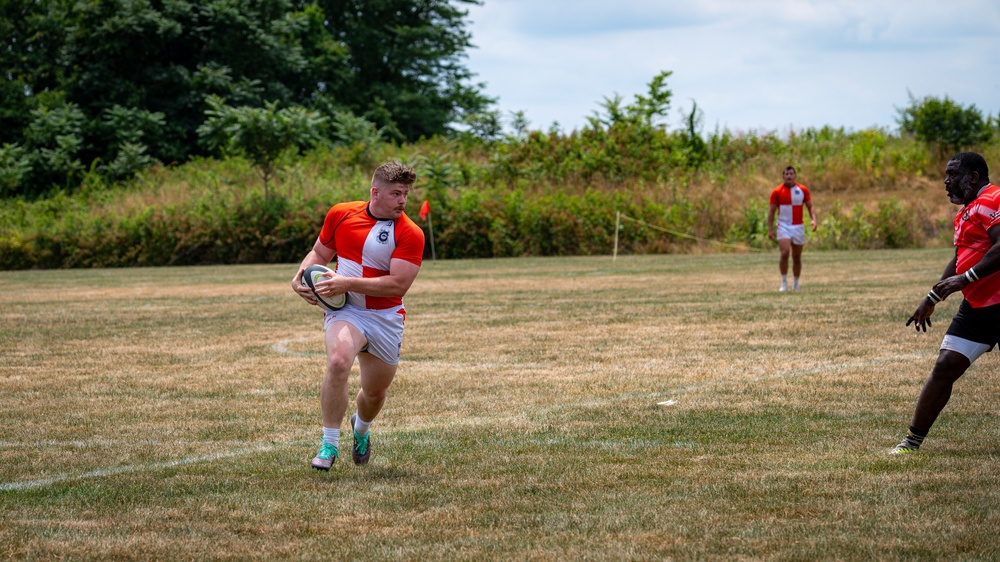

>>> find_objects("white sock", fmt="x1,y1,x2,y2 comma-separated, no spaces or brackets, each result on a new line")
353,415,372,436
780,274,788,287
793,276,800,289
322,427,340,446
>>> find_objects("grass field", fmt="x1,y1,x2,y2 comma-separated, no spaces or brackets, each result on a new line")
2,250,998,561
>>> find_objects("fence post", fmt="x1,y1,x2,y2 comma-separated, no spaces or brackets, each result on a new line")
613,211,620,262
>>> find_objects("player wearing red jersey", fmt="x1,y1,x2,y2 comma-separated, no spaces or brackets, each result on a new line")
892,152,1000,454
767,166,817,291
291,162,425,469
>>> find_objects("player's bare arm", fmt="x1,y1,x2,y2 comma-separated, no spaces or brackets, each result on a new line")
766,204,778,239
313,258,420,299
907,256,957,332
292,241,336,303
907,297,937,333
806,200,817,231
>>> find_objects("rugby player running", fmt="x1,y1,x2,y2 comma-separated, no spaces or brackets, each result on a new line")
892,152,1000,454
292,162,425,468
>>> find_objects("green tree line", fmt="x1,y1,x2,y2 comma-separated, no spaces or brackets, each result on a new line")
0,0,491,197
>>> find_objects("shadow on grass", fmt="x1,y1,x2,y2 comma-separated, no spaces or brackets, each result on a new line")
309,464,415,484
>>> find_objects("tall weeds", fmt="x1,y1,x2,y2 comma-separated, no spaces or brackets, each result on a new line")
1,125,996,269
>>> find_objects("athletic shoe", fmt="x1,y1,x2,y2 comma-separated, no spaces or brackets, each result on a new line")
311,442,338,470
889,439,920,455
779,285,788,292
350,413,371,465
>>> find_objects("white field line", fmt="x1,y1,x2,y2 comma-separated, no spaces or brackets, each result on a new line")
0,439,254,448
0,442,290,492
270,336,324,357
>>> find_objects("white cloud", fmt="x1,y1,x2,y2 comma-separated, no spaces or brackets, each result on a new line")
463,0,1000,133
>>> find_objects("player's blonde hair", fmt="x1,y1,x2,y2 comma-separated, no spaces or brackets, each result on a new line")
372,162,417,188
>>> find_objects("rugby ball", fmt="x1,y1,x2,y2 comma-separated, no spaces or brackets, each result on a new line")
302,264,346,311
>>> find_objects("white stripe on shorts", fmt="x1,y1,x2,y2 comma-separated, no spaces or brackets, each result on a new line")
940,334,993,363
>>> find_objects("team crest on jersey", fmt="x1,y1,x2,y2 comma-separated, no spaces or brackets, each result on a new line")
377,228,390,243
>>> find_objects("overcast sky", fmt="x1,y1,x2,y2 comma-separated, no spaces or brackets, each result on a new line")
463,0,1000,135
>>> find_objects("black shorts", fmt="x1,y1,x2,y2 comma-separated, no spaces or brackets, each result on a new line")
946,299,1000,347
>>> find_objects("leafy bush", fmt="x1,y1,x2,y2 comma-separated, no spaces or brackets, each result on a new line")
725,198,771,249
198,97,326,199
897,93,994,157
808,198,934,251
0,143,32,196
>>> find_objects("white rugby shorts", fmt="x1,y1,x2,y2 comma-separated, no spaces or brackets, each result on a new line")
324,304,405,365
776,222,806,245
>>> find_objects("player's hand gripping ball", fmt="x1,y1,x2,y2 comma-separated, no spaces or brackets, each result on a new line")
302,264,346,311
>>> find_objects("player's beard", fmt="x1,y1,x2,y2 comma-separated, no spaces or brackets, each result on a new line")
948,174,973,205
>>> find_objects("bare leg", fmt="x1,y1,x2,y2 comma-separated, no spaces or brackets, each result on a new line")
791,243,804,278
322,321,367,428
909,349,971,432
778,238,792,275
355,352,398,424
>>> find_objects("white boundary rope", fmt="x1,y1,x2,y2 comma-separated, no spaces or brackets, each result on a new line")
614,211,766,260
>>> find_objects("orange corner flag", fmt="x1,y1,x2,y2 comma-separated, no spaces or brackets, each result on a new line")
419,200,431,221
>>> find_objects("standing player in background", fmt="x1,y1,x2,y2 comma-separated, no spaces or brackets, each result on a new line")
892,152,1000,454
291,162,425,469
767,166,818,291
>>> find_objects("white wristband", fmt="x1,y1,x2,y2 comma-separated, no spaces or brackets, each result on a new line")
927,290,942,304
965,267,979,282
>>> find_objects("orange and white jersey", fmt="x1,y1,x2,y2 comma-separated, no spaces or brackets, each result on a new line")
770,183,811,226
954,184,1000,308
318,201,425,310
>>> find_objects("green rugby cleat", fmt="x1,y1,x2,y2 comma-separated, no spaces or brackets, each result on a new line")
350,414,371,465
311,442,338,470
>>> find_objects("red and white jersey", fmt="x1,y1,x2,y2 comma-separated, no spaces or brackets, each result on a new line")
318,201,425,310
770,183,811,226
954,183,1000,308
